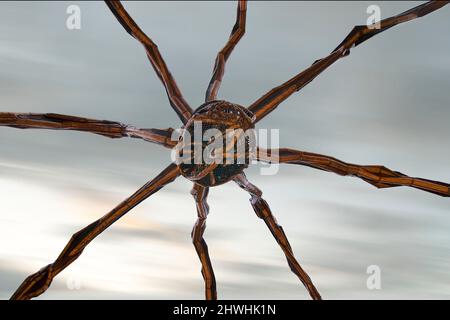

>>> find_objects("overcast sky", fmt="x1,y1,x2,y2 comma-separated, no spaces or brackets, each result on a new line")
1,1,450,299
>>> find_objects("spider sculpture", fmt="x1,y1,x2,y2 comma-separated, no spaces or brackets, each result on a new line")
1,1,449,300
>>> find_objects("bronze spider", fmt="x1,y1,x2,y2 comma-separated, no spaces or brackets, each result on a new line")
1,1,449,300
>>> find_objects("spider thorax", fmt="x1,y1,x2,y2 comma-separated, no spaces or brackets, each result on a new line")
177,100,256,187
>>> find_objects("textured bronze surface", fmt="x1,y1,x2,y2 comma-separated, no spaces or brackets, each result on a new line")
258,148,450,197
248,1,450,122
11,164,180,300
178,100,255,187
234,173,322,300
106,1,193,123
0,0,449,300
0,112,176,148
191,184,217,299
205,0,247,102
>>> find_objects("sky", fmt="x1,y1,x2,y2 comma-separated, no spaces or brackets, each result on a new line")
0,1,450,300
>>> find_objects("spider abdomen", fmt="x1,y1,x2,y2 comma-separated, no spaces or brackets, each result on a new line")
177,100,256,187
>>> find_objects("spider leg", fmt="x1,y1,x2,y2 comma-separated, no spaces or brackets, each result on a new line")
248,1,449,122
233,173,321,300
205,0,247,102
191,184,217,300
0,112,176,148
105,1,193,123
10,163,181,300
258,148,450,197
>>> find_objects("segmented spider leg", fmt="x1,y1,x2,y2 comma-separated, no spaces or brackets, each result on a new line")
248,1,449,122
10,163,181,300
105,1,193,123
191,184,217,300
258,148,450,197
205,0,247,102
0,112,177,148
233,173,322,300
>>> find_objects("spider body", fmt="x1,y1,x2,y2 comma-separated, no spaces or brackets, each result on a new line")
178,100,255,187
1,0,449,301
